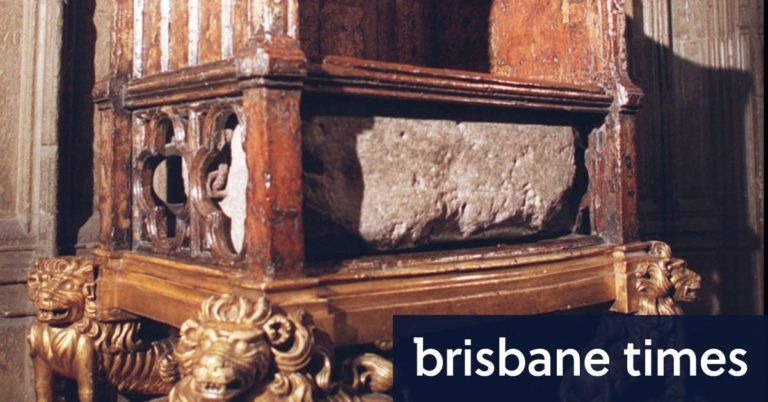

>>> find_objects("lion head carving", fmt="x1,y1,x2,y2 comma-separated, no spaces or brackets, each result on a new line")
171,294,395,402
670,259,702,303
173,294,274,401
636,242,702,315
27,257,95,325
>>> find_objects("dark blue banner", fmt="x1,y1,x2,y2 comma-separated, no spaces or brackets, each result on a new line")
393,315,766,402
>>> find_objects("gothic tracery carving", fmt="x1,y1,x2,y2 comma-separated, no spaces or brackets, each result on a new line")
132,100,247,264
133,112,192,253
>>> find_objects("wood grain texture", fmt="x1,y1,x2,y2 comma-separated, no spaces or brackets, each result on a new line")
142,0,162,75
232,0,249,54
101,0,643,275
168,0,188,70
121,56,613,112
242,86,305,279
94,78,134,251
197,0,222,64
93,238,664,345
306,56,614,113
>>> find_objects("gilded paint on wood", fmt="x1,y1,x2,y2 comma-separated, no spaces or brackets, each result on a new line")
170,293,392,401
27,257,178,401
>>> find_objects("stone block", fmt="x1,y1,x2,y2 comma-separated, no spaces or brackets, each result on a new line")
303,116,577,250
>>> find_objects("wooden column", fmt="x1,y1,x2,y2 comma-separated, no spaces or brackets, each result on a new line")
237,24,306,278
94,0,134,251
241,84,304,279
232,0,306,280
588,0,643,245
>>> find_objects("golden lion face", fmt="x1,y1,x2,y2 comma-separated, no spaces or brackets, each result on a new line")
671,262,702,303
27,257,94,325
175,295,272,401
179,323,269,401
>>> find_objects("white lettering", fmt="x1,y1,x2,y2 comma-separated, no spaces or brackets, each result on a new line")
415,337,444,377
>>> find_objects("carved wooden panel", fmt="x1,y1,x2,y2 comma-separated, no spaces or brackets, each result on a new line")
130,0,297,78
131,101,247,266
96,0,640,279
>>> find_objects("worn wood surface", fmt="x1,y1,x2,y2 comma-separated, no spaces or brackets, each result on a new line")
117,0,639,253
6,0,761,400
242,86,305,279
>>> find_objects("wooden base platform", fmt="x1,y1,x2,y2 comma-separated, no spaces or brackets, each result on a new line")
92,237,697,346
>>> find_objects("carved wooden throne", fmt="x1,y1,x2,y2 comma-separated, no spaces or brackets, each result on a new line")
30,0,701,400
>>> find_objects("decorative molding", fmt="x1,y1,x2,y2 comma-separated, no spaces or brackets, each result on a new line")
27,257,178,401
635,241,702,315
170,293,392,402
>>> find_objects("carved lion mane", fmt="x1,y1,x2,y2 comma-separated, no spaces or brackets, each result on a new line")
171,294,274,401
27,257,141,351
170,294,396,402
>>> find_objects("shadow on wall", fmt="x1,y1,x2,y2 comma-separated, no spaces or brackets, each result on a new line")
57,0,97,255
628,3,762,314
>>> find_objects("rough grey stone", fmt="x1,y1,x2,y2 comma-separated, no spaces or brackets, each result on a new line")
303,116,576,250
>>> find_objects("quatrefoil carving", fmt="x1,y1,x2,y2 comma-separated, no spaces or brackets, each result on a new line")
132,102,248,264
133,113,191,253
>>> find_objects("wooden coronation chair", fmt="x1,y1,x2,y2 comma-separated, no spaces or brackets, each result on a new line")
28,1,700,400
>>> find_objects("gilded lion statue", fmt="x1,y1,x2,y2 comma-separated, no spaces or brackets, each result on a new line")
27,257,178,401
170,293,393,402
170,294,273,402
